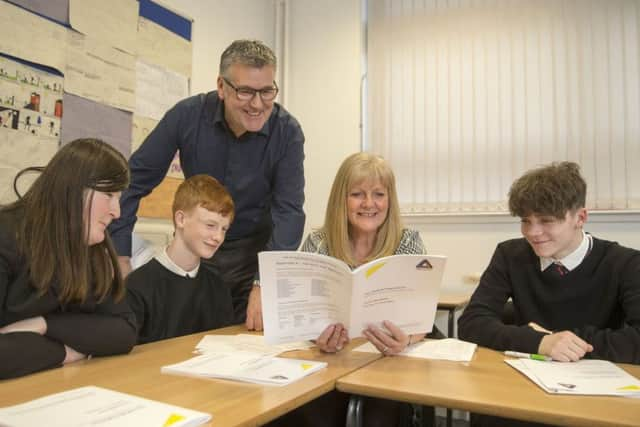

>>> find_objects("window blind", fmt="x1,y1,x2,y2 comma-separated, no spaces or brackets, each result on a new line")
366,0,640,213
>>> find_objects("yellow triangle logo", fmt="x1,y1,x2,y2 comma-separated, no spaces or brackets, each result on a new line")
365,262,386,278
301,363,313,370
617,385,640,391
163,413,186,426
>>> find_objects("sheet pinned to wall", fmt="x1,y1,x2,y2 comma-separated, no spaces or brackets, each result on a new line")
68,0,137,55
0,129,58,204
0,1,67,73
61,93,132,157
131,114,158,153
135,59,189,121
137,17,192,77
131,114,182,179
0,55,63,140
6,0,69,25
65,31,136,112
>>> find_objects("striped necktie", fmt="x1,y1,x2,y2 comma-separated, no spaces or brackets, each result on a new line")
553,262,569,276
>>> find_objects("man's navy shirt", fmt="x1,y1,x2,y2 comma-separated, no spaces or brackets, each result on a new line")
109,91,305,256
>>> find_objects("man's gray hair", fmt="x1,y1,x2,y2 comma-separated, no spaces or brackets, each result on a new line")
219,40,277,76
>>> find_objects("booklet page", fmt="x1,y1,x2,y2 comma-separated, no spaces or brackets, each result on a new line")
162,351,327,386
350,255,446,336
353,338,477,362
506,358,640,396
0,386,211,427
260,251,353,344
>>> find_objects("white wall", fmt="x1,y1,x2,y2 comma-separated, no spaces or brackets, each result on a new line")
285,0,362,236
160,0,276,95
408,212,640,294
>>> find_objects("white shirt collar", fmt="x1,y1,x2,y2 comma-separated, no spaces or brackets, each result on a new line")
540,231,592,272
154,246,200,278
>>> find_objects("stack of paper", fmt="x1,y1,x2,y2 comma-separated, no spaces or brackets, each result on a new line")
194,334,313,357
353,338,477,362
162,351,326,386
0,386,210,427
506,358,640,396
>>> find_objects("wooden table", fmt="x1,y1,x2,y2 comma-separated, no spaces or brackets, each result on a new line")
0,325,381,427
337,346,640,427
437,293,471,338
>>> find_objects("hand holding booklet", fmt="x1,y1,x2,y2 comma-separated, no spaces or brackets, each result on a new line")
259,252,446,345
0,386,210,427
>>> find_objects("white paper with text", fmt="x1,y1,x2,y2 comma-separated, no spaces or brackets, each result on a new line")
0,386,210,427
162,351,326,386
260,252,446,344
506,358,640,396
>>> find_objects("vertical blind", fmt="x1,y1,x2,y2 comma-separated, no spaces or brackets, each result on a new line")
366,0,640,213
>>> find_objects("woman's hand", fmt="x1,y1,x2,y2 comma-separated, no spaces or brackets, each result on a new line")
63,345,86,364
316,323,349,353
0,316,47,335
363,320,413,356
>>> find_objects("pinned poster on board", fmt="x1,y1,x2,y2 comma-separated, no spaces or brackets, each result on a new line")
131,114,182,179
137,0,193,77
0,129,59,204
136,17,192,78
0,55,63,140
68,0,138,55
135,58,189,121
65,31,136,112
0,1,67,73
61,93,132,158
6,0,70,25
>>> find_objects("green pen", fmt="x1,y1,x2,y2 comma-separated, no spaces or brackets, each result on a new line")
504,350,552,361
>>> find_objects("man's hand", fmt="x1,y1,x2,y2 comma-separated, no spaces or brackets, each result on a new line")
538,330,593,362
316,323,349,353
0,316,47,335
245,286,263,331
118,256,132,279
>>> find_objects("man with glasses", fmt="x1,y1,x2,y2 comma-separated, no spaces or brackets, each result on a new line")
109,40,305,330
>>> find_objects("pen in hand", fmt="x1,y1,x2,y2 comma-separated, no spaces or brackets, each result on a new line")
505,350,552,361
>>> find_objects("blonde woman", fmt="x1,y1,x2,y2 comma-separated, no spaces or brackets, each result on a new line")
270,153,434,427
302,152,427,355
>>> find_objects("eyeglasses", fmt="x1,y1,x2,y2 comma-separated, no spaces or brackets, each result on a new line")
222,77,279,102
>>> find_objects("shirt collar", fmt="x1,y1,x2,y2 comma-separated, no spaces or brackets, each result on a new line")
154,246,200,278
540,231,592,272
213,98,272,138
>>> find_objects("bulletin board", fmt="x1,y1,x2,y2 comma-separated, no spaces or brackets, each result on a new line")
0,0,190,220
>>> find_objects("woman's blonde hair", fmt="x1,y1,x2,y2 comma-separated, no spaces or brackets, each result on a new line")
322,152,403,266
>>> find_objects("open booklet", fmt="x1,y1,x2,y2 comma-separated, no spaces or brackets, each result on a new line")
0,386,211,427
259,251,446,345
162,351,327,386
506,358,640,396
